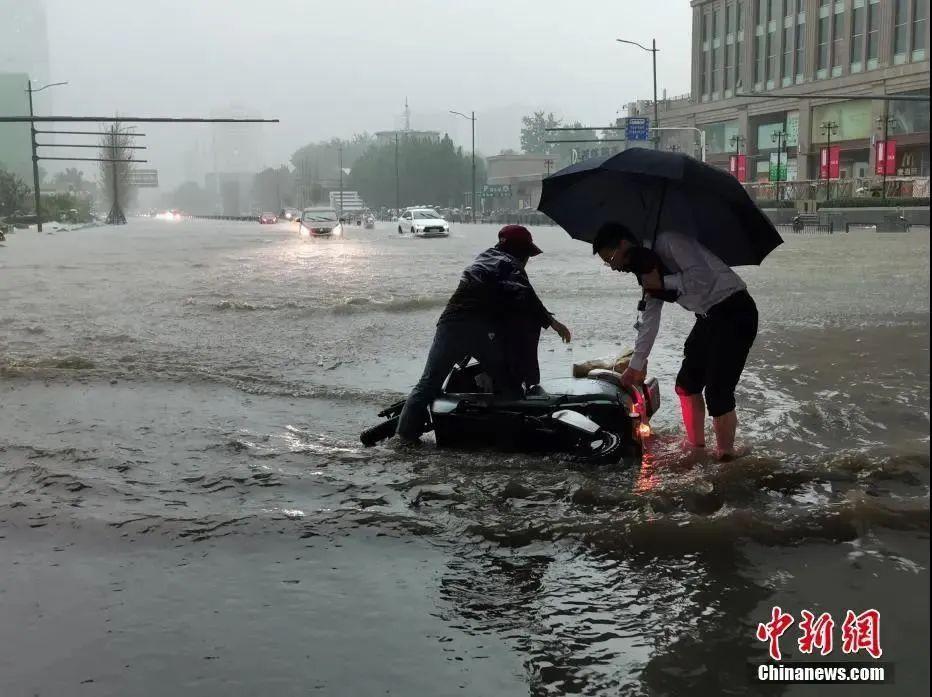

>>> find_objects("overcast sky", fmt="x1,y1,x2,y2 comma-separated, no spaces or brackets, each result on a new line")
37,0,692,187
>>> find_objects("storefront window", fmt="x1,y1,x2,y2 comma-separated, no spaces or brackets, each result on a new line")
811,100,872,142
891,90,931,134
701,121,740,154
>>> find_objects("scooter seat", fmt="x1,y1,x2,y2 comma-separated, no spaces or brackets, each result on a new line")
587,368,625,390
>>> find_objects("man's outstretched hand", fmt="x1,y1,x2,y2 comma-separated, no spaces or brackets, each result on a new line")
620,366,646,388
550,318,572,343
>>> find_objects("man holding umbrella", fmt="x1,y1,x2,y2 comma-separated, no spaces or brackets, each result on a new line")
593,222,757,460
537,148,781,461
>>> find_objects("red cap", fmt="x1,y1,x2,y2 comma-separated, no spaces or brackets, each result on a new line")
498,224,542,256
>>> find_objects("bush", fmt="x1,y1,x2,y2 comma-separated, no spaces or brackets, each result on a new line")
818,197,930,209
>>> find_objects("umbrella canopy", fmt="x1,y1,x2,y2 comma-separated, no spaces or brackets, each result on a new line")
537,148,783,266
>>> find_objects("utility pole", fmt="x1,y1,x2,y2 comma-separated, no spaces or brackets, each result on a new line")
652,39,659,151
338,144,343,219
395,132,400,213
450,110,477,223
26,80,68,232
27,81,41,232
616,38,660,150
544,158,554,176
820,120,839,202
471,110,476,223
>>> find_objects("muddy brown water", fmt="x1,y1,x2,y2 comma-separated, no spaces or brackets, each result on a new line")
1,220,928,696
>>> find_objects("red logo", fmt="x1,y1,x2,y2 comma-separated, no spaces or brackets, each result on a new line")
757,606,795,661
842,609,883,659
798,610,835,656
757,607,882,660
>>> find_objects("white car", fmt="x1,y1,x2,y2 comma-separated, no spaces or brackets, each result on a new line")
298,208,342,237
397,208,450,237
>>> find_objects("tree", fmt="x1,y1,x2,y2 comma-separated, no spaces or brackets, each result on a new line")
291,134,374,205
252,166,294,211
53,167,94,196
348,134,485,209
0,168,32,217
98,123,139,222
520,111,562,154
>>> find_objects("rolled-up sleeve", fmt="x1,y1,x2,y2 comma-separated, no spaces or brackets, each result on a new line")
629,296,663,372
657,233,715,298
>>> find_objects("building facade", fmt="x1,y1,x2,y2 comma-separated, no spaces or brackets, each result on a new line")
642,0,929,187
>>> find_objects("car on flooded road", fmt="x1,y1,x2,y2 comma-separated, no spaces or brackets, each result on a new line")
397,208,450,237
298,208,342,237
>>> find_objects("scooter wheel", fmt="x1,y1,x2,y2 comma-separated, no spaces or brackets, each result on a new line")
576,430,625,465
360,416,400,447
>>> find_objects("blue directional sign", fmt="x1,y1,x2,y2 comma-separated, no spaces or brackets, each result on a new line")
625,117,650,141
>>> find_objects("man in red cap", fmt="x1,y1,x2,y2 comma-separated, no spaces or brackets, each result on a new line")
395,225,572,445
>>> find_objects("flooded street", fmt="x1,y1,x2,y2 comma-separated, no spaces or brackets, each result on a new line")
1,219,929,696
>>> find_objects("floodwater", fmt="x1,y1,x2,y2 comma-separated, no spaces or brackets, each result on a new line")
0,219,928,696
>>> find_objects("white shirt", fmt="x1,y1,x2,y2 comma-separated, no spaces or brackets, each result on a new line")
629,231,747,372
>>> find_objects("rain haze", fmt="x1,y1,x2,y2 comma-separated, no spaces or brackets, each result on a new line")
38,0,692,186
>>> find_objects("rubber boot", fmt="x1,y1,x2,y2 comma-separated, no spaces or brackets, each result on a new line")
712,410,738,461
678,393,706,448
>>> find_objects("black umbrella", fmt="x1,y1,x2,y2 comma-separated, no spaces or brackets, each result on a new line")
537,147,783,266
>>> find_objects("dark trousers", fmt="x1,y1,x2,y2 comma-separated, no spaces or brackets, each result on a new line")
396,319,518,440
674,290,758,418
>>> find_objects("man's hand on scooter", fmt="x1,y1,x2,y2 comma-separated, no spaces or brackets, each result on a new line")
620,366,646,388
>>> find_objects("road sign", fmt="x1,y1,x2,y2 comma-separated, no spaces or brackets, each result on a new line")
625,117,650,141
483,184,511,196
129,168,159,187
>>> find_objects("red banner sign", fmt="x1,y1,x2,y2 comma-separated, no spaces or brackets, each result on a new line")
729,154,748,182
875,140,897,175
820,146,840,179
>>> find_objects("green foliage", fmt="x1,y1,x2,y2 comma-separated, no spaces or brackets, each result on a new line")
520,111,562,154
347,134,485,209
291,134,374,184
52,167,95,197
818,197,930,208
520,112,603,166
0,168,31,217
252,166,294,211
43,193,92,223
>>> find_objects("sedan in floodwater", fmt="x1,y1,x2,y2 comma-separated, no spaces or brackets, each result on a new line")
298,208,342,237
397,208,450,237
259,212,278,224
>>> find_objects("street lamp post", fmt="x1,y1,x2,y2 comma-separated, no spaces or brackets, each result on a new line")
450,110,476,223
617,38,659,150
771,130,786,202
730,134,746,155
820,120,839,202
876,112,896,202
338,144,343,219
26,79,68,232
